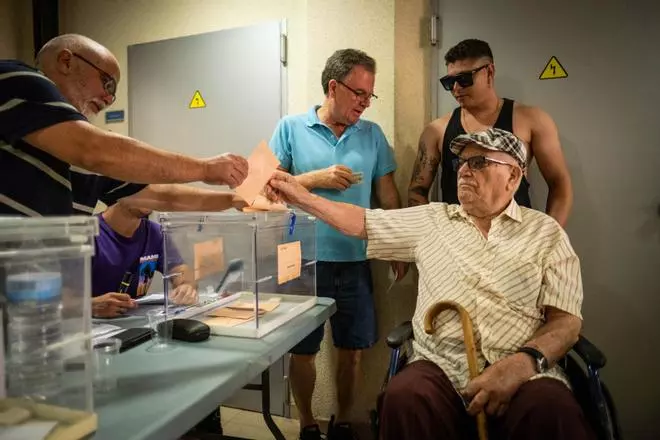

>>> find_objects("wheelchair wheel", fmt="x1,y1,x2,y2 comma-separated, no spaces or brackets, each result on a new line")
369,408,379,440
602,382,622,440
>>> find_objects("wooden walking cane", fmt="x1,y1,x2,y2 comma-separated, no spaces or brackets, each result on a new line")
424,300,488,440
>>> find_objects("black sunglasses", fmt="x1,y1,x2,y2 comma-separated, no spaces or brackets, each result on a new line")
336,80,378,101
452,155,513,172
73,53,117,103
439,64,489,91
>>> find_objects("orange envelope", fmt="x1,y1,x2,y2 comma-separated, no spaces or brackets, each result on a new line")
226,297,281,313
193,238,225,280
204,316,250,328
208,308,254,320
242,194,288,212
235,141,280,205
277,241,302,285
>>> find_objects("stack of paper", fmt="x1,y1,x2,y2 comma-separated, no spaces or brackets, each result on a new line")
92,323,123,340
204,297,281,327
135,293,165,305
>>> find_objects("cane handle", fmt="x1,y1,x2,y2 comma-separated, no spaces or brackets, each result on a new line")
424,300,488,440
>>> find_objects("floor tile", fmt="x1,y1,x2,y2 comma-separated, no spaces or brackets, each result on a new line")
224,420,298,439
230,408,263,425
220,406,242,423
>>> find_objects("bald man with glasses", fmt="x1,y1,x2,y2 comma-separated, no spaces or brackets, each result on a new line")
0,33,249,218
71,52,118,105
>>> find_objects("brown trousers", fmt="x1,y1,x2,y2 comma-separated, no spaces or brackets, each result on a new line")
379,360,596,440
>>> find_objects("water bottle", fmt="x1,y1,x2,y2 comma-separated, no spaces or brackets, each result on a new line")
5,266,64,400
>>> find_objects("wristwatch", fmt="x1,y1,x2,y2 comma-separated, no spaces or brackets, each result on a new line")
517,346,548,373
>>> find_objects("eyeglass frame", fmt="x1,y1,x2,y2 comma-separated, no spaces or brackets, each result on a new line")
453,155,518,172
439,64,490,91
72,53,117,103
335,80,378,102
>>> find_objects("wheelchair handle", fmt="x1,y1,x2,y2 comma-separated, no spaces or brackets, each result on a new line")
424,300,488,440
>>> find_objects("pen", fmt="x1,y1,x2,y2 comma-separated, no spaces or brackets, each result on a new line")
158,306,188,317
118,272,133,294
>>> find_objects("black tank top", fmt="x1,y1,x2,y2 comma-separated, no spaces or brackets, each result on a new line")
439,98,532,208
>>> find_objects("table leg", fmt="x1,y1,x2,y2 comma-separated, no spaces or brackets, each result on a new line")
243,369,286,439
260,369,286,440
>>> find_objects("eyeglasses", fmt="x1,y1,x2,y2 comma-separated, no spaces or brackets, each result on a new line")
439,64,489,91
73,53,117,103
336,80,378,102
453,155,513,172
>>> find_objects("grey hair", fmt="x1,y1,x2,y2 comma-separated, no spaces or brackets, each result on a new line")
35,34,107,68
321,48,376,95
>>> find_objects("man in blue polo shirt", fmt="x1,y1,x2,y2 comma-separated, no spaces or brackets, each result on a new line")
270,48,406,440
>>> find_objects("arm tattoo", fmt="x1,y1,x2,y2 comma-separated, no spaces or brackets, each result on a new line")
410,140,440,186
410,143,426,184
408,139,441,206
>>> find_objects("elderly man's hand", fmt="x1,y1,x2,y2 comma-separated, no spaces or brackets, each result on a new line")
169,284,198,305
463,352,536,417
203,153,249,188
267,170,311,206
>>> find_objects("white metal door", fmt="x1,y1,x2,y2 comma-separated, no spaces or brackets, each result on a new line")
434,1,660,438
129,21,290,417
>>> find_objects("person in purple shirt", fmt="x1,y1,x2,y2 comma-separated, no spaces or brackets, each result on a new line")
92,198,233,439
91,199,196,318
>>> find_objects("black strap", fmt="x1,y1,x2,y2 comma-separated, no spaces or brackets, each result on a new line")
439,107,464,205
439,98,532,208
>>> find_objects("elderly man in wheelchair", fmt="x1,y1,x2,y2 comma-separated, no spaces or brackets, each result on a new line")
268,128,613,440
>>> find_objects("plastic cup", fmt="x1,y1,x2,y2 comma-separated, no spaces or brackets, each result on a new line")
92,337,122,393
146,309,173,352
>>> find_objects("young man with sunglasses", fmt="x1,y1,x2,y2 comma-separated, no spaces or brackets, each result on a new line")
0,34,248,217
407,39,573,227
269,48,405,440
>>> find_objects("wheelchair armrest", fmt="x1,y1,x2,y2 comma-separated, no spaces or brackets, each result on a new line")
386,321,413,349
571,334,606,370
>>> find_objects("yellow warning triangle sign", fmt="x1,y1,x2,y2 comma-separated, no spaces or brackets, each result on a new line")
188,90,206,109
539,56,568,80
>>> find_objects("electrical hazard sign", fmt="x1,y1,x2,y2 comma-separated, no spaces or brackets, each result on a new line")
189,90,206,109
539,56,567,80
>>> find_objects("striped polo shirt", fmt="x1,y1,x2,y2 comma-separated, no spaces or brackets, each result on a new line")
365,199,583,391
0,60,145,217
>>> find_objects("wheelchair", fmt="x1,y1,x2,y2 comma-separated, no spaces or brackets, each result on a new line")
369,321,622,440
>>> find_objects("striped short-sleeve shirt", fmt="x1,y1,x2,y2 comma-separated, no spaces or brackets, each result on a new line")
0,60,145,217
365,200,583,391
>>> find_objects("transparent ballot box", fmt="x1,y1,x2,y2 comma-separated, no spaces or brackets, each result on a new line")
0,216,98,438
158,210,317,338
